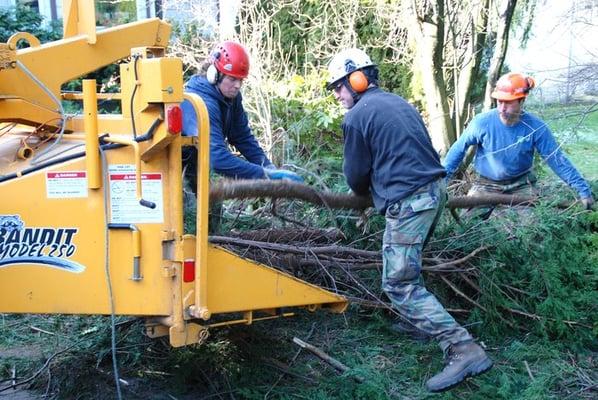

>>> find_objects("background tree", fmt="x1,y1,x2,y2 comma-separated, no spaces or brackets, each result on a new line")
165,0,542,157
483,0,518,111
405,0,523,154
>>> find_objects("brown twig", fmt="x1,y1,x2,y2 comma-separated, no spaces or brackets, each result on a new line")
439,275,488,312
426,245,490,270
524,360,535,381
563,383,598,399
0,342,78,393
439,276,518,329
292,337,364,383
231,227,345,243
263,358,317,384
264,323,318,399
30,326,55,336
447,194,573,209
209,235,380,258
505,308,592,329
210,237,489,268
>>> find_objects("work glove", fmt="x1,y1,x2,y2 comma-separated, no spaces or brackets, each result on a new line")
263,167,304,183
581,196,595,210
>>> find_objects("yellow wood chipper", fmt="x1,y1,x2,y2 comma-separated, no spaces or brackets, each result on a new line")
0,0,346,347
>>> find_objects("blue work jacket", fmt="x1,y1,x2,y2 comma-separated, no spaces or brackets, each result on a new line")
444,109,592,198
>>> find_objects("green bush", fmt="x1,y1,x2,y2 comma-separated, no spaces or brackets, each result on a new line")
270,71,344,161
429,195,598,347
0,5,61,44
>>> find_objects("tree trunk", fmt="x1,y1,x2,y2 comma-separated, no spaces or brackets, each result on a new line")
408,0,456,155
483,0,518,111
454,0,490,136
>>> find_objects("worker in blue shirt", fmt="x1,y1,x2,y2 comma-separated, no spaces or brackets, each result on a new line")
181,40,302,194
444,72,594,210
327,48,492,393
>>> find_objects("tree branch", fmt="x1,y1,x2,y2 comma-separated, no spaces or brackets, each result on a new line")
209,180,575,210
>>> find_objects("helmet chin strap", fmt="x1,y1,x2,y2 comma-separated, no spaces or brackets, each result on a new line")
343,79,362,103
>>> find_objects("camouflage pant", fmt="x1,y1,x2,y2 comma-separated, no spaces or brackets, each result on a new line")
382,178,472,352
466,172,538,219
469,171,537,196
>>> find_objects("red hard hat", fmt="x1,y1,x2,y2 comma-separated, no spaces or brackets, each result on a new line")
211,41,250,79
491,72,536,101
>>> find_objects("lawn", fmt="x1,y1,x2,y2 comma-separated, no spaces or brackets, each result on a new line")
532,102,598,180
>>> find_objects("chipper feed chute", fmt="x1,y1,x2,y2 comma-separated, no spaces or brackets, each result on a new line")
0,0,346,347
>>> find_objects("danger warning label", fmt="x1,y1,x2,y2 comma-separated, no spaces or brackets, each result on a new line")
109,165,164,223
46,171,88,198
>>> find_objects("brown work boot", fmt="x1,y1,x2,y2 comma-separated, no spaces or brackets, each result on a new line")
426,341,493,392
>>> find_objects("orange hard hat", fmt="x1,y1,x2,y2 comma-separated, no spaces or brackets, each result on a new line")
491,72,536,101
211,41,250,79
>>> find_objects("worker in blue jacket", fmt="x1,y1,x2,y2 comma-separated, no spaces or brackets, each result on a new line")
444,72,594,211
326,48,492,393
181,40,302,192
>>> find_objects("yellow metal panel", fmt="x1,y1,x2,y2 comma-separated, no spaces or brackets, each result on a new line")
0,99,60,126
67,114,143,135
62,0,97,44
0,42,16,70
0,19,171,115
189,93,211,319
137,58,183,104
0,4,350,344
169,323,209,347
0,148,173,315
205,245,347,314
140,126,176,162
82,79,101,189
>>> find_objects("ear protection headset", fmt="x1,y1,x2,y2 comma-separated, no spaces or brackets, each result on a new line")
348,71,369,93
206,51,221,84
523,76,536,94
344,59,369,93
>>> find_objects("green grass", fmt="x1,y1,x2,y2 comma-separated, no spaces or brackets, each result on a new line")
530,102,598,179
2,306,596,399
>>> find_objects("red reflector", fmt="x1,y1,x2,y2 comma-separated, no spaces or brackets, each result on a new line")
183,259,195,282
167,105,182,134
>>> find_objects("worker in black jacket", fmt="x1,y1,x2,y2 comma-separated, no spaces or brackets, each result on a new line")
326,48,492,392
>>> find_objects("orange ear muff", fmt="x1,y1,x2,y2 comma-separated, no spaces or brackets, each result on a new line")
348,71,368,93
525,76,536,92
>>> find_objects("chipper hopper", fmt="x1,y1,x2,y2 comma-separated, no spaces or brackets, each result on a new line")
0,0,346,347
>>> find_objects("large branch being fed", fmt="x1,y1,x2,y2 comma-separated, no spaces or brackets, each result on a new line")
210,180,372,209
209,180,573,210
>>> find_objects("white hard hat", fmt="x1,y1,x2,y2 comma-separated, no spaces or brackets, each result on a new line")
326,48,375,89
